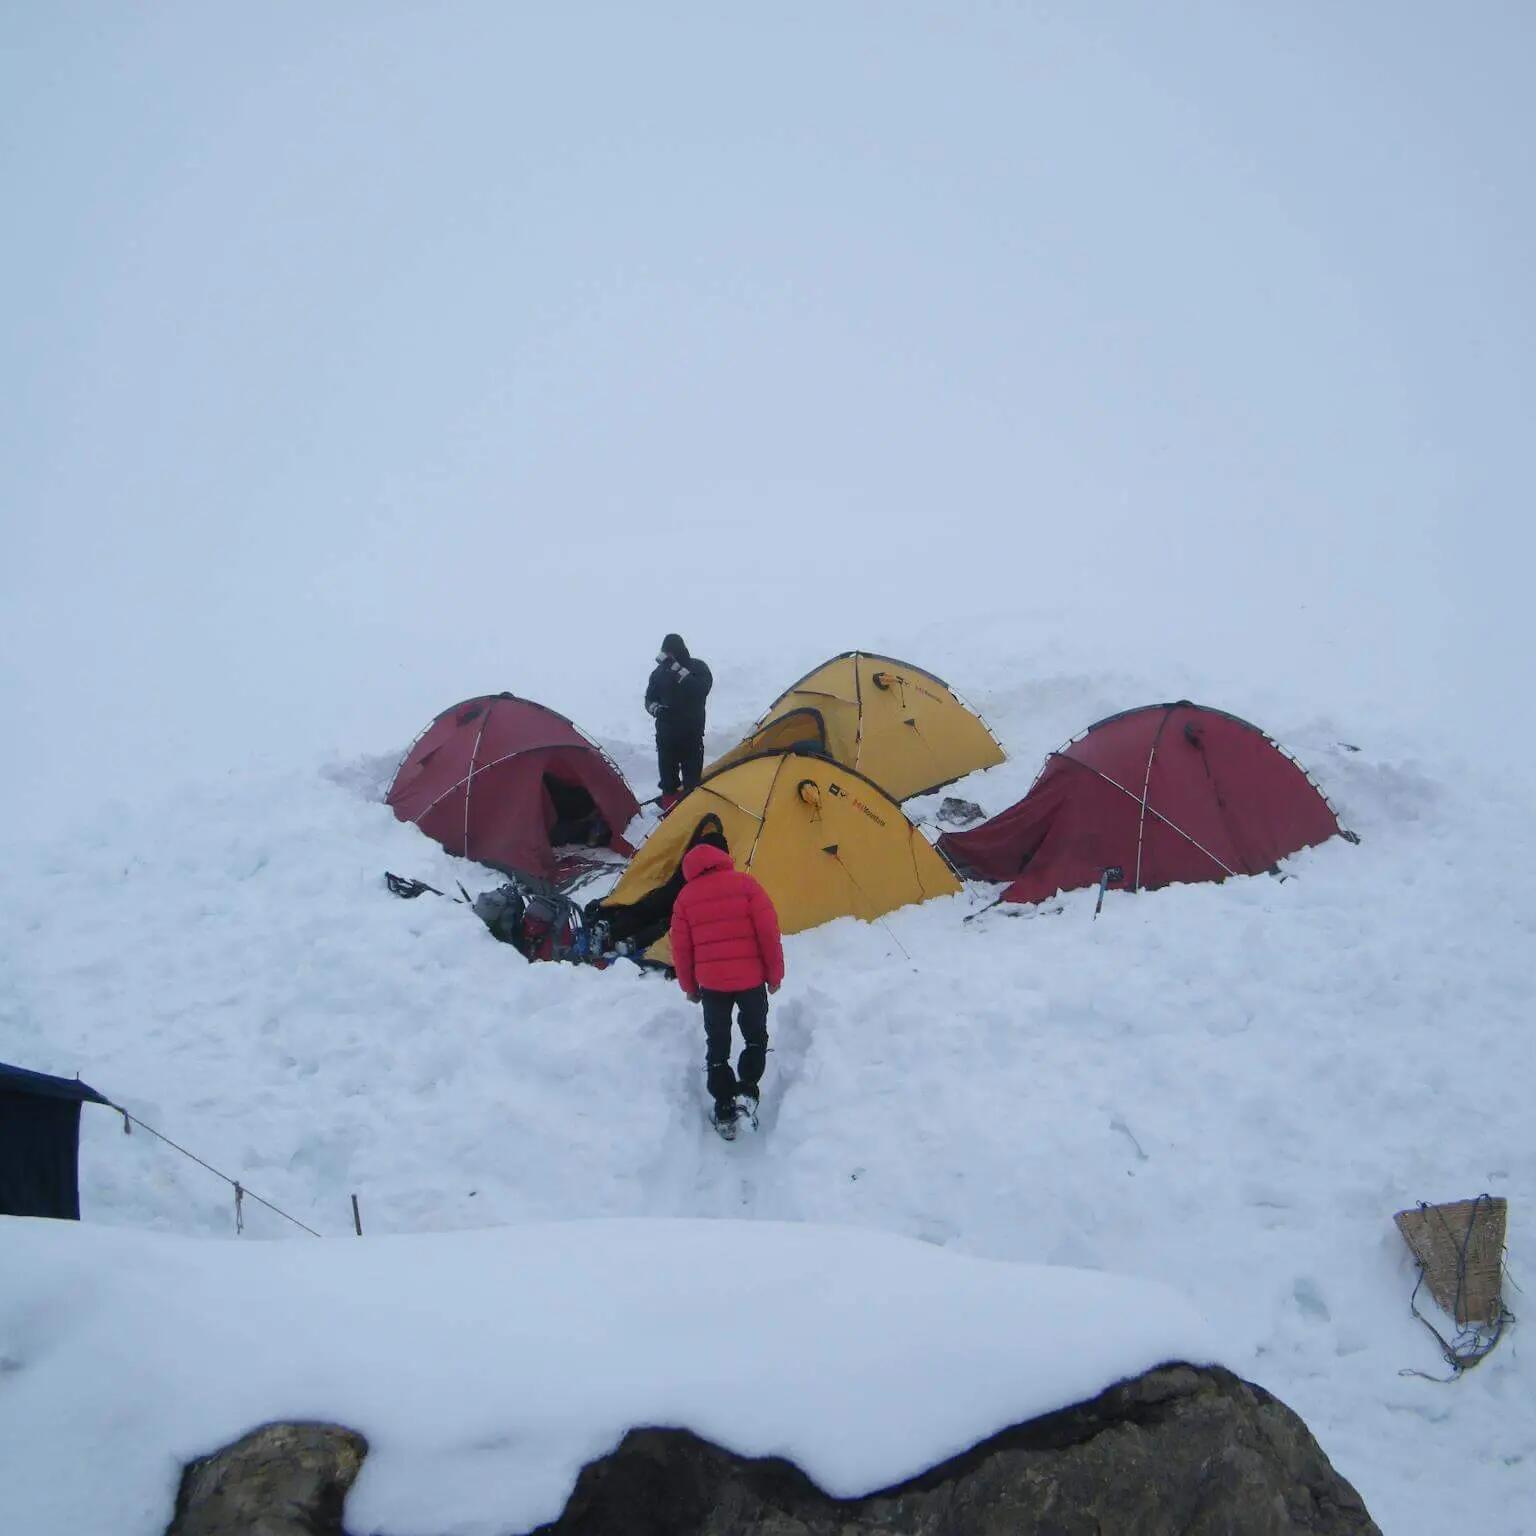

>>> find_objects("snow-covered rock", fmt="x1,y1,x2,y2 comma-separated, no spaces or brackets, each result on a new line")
1,1216,1215,1536
167,1366,1382,1536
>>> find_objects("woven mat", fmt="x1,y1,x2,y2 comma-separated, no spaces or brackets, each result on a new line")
1394,1196,1508,1327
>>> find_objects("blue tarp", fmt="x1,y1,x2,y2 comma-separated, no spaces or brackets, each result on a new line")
0,1061,111,1221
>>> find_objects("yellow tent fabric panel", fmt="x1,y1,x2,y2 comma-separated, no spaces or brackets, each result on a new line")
845,654,1003,799
744,761,960,931
705,705,842,776
705,653,1003,801
605,751,961,964
605,754,781,910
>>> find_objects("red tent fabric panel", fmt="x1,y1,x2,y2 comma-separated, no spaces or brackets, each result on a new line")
387,695,640,879
1118,707,1251,883
1153,707,1340,876
459,753,550,879
996,761,1140,905
940,702,1343,906
938,759,1078,882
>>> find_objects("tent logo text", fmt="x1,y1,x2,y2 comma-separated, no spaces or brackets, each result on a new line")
827,782,888,828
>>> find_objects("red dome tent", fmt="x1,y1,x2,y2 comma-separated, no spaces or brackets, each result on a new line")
387,694,640,881
938,702,1351,907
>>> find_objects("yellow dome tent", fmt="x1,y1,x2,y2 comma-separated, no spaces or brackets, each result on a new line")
705,652,1004,802
598,749,961,964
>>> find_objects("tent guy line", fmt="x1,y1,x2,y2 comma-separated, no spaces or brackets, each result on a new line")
107,1104,325,1238
0,1060,323,1236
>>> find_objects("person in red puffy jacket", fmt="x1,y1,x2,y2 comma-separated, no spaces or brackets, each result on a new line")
669,842,785,1129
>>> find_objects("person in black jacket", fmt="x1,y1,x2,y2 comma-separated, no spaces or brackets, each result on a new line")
646,633,712,798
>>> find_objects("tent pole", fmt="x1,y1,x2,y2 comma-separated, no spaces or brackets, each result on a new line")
461,706,493,858
1075,762,1239,879
1133,705,1176,891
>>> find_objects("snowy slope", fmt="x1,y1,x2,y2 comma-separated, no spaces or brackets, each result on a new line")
4,8,1534,1535
3,655,1531,1534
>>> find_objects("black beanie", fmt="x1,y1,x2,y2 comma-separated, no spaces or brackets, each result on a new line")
661,633,689,660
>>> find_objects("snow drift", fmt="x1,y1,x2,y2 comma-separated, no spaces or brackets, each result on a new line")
0,1216,1215,1536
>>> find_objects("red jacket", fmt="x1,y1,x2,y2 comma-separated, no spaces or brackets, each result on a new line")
670,845,785,995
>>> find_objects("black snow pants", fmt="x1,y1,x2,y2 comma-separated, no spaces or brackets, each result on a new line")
657,720,705,796
701,985,769,1110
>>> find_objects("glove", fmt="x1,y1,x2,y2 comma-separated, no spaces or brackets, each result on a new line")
647,701,664,717
768,981,781,995
671,661,689,680
686,991,701,1004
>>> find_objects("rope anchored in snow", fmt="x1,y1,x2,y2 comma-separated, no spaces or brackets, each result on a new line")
110,1104,323,1238
823,845,913,962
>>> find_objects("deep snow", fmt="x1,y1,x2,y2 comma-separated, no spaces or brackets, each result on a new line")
2,648,1532,1533
0,1217,1215,1535
4,7,1534,1534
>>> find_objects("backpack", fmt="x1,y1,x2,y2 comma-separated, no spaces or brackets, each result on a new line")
472,882,528,945
473,876,604,966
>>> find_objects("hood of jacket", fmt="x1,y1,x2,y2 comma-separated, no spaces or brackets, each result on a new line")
661,633,690,662
682,843,733,881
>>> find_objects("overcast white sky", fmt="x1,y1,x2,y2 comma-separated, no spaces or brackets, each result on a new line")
3,4,1532,819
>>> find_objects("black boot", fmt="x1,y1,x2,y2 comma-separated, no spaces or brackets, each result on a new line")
734,1085,760,1129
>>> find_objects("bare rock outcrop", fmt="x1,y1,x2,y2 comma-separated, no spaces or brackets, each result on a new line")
166,1421,366,1536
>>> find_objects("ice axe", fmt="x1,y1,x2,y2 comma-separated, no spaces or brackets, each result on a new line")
1093,867,1123,920
383,871,473,906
